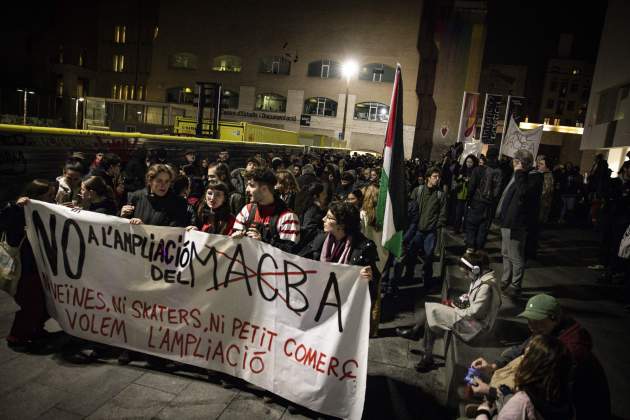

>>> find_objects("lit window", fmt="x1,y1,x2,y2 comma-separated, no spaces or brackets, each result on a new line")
58,45,64,64
113,54,125,72
359,63,395,83
112,84,118,99
114,25,127,44
78,51,84,67
129,85,135,100
137,86,144,100
212,55,242,72
304,97,337,117
307,60,341,78
255,93,286,112
153,26,159,40
258,56,290,75
221,90,239,109
354,101,389,122
56,78,64,97
122,85,129,100
169,52,198,70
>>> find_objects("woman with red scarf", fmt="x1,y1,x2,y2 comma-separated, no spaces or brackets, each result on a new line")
189,181,235,235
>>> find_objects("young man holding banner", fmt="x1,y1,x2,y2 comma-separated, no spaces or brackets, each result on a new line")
232,168,300,253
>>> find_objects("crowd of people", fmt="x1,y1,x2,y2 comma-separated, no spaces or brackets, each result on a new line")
0,143,628,419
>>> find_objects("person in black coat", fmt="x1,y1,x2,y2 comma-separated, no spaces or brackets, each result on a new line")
299,201,378,293
120,164,188,227
1,179,57,352
79,176,117,215
298,183,327,248
496,150,543,297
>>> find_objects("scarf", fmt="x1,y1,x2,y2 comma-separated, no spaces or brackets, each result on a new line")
320,233,352,264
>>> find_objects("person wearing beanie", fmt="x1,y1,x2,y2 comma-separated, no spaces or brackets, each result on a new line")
495,149,543,297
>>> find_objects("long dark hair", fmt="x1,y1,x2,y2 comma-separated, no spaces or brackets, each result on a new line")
329,201,361,237
196,181,232,234
83,176,114,200
515,335,571,403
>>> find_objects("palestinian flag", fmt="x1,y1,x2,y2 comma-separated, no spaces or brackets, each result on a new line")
376,64,407,257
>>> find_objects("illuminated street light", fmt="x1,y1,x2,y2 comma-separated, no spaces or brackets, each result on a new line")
16,88,35,125
340,60,359,141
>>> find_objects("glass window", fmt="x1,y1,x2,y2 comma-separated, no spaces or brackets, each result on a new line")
112,84,118,99
126,104,144,123
166,87,193,104
114,25,126,43
307,60,341,78
153,26,159,40
58,45,64,64
146,106,164,125
212,55,242,72
78,50,85,67
358,63,395,83
113,54,125,72
137,86,144,100
303,97,337,117
545,99,555,109
259,56,291,75
255,93,286,112
221,90,239,109
169,52,198,70
56,77,64,97
567,101,575,111
354,101,389,122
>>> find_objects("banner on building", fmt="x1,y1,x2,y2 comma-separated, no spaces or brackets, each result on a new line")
503,95,527,132
457,92,480,142
500,116,542,159
24,201,370,420
479,94,504,144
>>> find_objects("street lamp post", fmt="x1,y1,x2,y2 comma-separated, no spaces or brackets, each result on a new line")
340,60,359,141
75,97,85,129
16,89,35,125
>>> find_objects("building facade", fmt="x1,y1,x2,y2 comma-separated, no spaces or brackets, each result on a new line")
581,0,630,174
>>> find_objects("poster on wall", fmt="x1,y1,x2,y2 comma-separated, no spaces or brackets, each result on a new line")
457,92,480,142
479,94,504,144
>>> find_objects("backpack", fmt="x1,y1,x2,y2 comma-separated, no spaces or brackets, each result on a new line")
477,166,502,202
245,201,286,245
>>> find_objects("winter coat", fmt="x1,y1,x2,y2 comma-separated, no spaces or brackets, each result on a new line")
497,170,543,230
426,271,501,342
126,188,189,227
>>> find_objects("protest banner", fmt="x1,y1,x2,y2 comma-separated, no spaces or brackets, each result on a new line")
500,116,543,159
24,201,370,420
457,92,480,142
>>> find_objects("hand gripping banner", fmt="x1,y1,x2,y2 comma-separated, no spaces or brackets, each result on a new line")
24,201,370,419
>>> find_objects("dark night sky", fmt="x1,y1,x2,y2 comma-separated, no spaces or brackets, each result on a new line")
483,0,607,117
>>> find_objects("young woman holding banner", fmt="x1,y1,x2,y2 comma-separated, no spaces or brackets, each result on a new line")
188,181,235,235
2,179,57,352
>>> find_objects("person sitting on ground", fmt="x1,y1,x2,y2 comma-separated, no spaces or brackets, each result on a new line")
397,251,501,373
189,181,235,235
470,294,610,420
231,168,300,254
472,334,573,420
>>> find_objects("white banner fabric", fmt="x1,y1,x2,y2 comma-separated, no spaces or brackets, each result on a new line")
24,201,370,420
501,116,543,159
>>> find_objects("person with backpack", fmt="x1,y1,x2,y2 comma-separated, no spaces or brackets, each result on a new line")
231,168,300,254
465,148,503,255
394,167,448,293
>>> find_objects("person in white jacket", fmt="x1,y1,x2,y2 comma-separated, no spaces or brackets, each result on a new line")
397,251,501,372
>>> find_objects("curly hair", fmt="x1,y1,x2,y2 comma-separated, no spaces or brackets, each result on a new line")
329,201,361,236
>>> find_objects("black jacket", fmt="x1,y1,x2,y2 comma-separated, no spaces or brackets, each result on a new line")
299,231,380,279
299,205,325,247
0,202,36,275
86,198,117,216
497,170,543,230
126,189,189,227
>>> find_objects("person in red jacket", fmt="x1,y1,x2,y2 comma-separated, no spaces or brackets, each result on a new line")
470,294,610,420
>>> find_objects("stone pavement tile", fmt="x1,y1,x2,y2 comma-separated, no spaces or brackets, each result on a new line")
85,383,175,420
0,338,22,364
367,336,410,368
154,379,238,419
54,364,145,416
134,370,192,395
0,382,73,420
217,392,285,420
37,407,83,420
0,353,59,394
